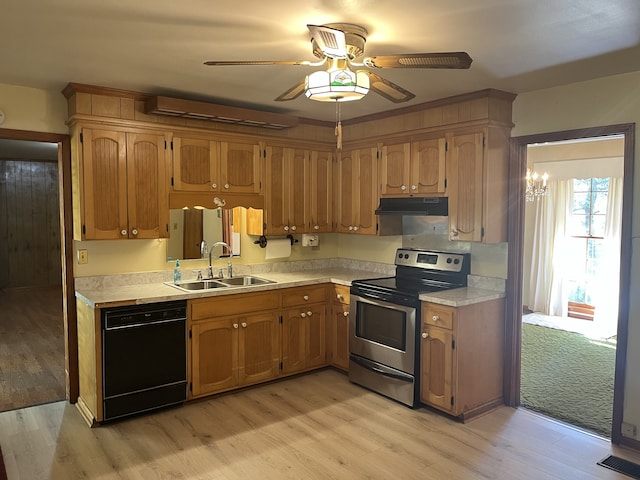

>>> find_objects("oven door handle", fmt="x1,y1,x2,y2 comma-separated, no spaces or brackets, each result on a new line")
350,355,413,383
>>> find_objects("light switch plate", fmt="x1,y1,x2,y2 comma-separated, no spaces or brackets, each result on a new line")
78,249,88,264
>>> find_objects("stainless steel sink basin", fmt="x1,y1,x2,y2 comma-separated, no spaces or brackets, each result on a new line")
168,279,228,291
216,276,275,286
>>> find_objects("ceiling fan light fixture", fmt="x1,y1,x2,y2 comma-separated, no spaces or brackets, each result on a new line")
304,67,369,102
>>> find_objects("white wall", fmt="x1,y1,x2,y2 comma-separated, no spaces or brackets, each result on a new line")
0,83,68,133
513,70,640,439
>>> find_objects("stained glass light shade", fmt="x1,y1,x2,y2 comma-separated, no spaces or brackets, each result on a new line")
305,67,370,102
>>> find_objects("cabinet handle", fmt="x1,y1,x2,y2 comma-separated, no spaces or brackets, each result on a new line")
233,323,239,329
336,294,343,300
120,229,127,236
300,312,307,317
241,322,247,328
432,315,440,322
284,226,290,231
348,226,354,231
422,332,429,339
353,226,359,232
411,185,417,191
303,295,309,301
291,225,297,231
224,183,230,189
131,228,138,236
451,229,458,237
307,311,312,316
211,183,217,189
343,311,349,317
314,225,319,230
401,185,407,191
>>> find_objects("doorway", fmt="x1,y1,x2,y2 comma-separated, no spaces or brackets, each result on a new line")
0,128,77,404
519,136,624,437
505,123,634,445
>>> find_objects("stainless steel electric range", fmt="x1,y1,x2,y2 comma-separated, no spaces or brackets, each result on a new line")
349,248,470,407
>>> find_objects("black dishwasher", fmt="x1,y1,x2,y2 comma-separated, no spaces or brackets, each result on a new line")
101,300,187,421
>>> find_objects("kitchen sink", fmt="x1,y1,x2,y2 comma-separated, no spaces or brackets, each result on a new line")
216,276,276,286
168,279,228,291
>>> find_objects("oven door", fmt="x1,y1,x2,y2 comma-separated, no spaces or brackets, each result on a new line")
349,293,417,374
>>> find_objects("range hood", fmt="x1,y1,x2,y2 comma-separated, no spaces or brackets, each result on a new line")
375,197,448,216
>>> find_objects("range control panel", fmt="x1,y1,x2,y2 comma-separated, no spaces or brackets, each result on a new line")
394,248,469,273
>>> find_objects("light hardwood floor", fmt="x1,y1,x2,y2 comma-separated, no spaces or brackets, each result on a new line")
1,369,639,479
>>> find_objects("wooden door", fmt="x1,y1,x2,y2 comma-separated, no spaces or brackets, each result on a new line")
335,149,356,233
354,147,378,235
380,142,411,196
448,132,484,242
183,209,203,259
305,306,326,369
220,141,261,194
80,128,127,240
191,318,238,397
281,308,306,374
309,150,333,233
421,326,455,413
126,132,168,239
172,136,219,192
411,137,446,195
238,311,280,386
332,302,350,370
264,145,288,234
288,148,309,234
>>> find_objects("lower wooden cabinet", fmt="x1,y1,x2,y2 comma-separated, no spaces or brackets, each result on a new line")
420,299,504,421
329,285,350,371
281,304,326,374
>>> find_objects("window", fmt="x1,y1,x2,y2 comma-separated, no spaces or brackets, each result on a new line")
566,178,609,308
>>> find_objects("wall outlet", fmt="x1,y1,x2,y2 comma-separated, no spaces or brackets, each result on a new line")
622,422,637,437
77,249,88,265
301,234,319,247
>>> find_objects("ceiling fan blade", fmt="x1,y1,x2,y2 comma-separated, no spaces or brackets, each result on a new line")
365,72,416,103
307,24,348,59
363,52,473,69
204,60,309,66
274,80,306,102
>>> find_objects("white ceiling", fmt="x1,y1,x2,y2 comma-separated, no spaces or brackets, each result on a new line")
1,0,640,122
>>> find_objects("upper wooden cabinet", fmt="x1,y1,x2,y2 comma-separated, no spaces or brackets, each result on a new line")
76,127,170,240
380,137,446,197
447,127,510,243
172,135,262,195
336,146,378,235
309,149,333,233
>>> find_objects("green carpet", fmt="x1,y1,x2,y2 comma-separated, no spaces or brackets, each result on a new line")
520,323,616,437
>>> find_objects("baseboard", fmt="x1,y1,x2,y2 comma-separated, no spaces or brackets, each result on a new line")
620,435,640,452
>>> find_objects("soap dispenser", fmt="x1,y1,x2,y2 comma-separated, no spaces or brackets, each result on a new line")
173,259,182,283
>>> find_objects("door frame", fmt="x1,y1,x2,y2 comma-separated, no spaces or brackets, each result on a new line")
505,123,635,444
0,128,77,402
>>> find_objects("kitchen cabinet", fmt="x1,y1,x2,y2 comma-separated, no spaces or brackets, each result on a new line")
420,299,504,421
309,149,333,233
189,292,280,398
281,285,327,374
336,146,378,234
77,127,170,240
172,135,262,195
447,127,510,243
329,284,350,371
263,145,310,234
379,137,446,197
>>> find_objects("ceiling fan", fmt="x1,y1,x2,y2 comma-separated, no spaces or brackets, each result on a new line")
204,23,472,104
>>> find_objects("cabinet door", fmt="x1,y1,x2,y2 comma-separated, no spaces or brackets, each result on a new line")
282,308,306,374
355,147,378,235
448,132,484,242
126,132,169,239
306,306,326,369
81,128,128,240
238,311,281,386
331,302,350,370
220,141,261,194
191,318,238,397
264,145,289,234
288,148,310,234
421,327,455,413
172,136,219,192
335,149,355,233
380,143,411,196
411,137,446,195
309,150,333,233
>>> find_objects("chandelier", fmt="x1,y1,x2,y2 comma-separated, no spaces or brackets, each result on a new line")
526,168,549,202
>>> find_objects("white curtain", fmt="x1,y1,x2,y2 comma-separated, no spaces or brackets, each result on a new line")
528,179,573,316
592,177,623,335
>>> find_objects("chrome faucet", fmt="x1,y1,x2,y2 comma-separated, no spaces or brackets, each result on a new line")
208,241,233,278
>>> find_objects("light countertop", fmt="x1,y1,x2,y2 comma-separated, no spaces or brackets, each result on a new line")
419,286,505,307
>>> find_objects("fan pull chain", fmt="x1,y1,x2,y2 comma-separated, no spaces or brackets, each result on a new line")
335,100,343,150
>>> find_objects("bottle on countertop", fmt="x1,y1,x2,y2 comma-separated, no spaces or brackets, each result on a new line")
173,259,182,283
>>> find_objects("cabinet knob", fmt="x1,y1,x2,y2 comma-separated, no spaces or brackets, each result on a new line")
411,185,417,191
353,226,359,231
224,183,230,189
120,229,127,236
131,228,138,236
300,312,307,317
336,294,343,300
401,185,407,191
307,311,312,316
422,332,428,339
314,225,319,230
284,226,289,231
303,295,309,301
233,323,239,329
343,311,349,317
432,315,440,322
241,322,247,328
211,183,217,189
348,226,354,231
451,229,458,237
291,225,297,231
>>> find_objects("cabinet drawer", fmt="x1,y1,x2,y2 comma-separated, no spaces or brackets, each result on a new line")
281,285,328,307
333,285,350,305
190,291,280,321
423,304,455,330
